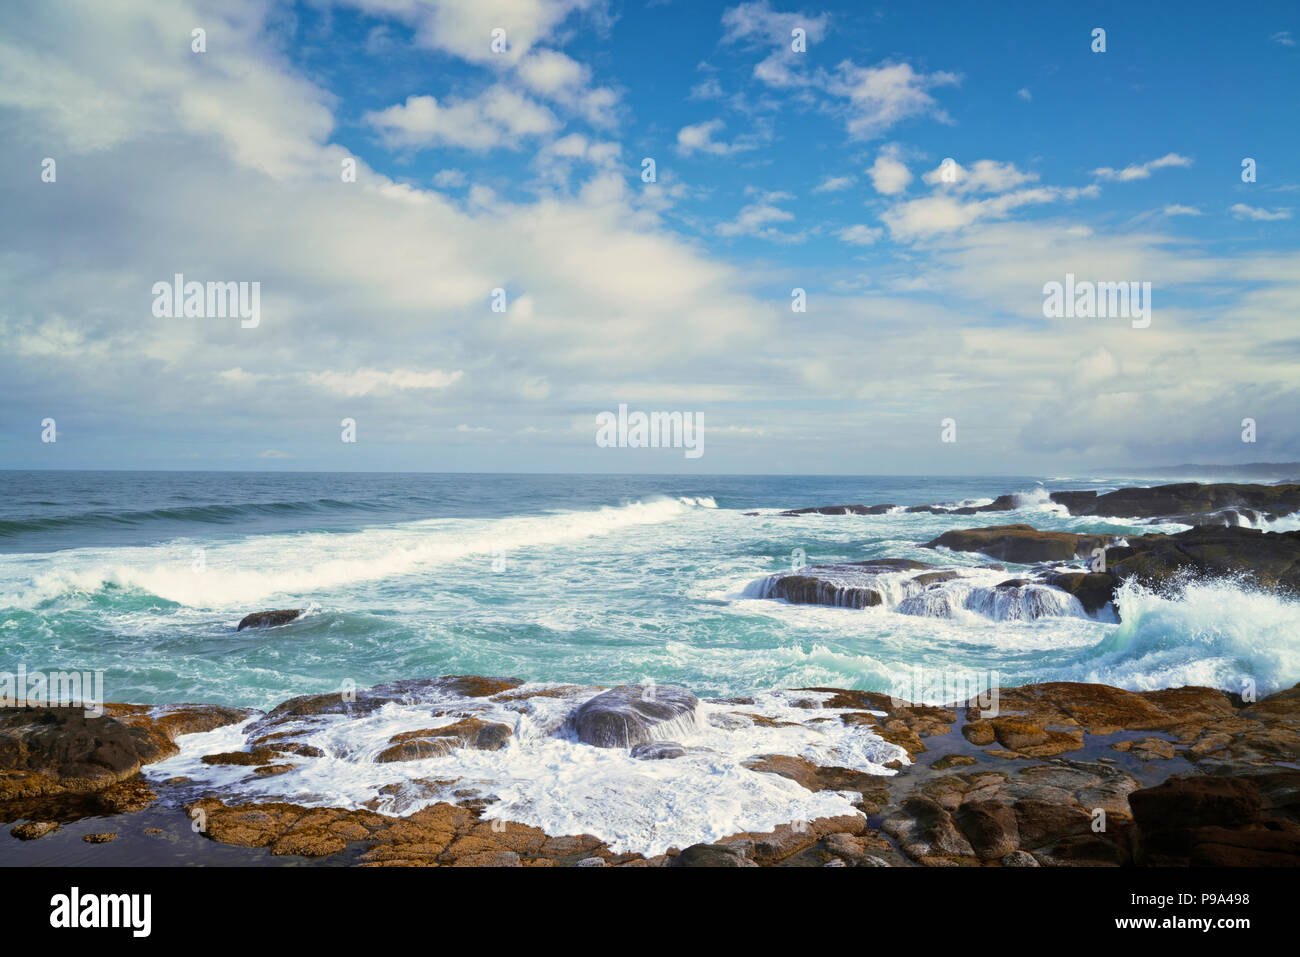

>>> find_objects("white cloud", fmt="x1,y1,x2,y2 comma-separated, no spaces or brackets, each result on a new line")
922,159,1038,194
721,1,829,89
813,174,854,193
307,368,465,396
830,61,961,140
333,0,609,66
1161,204,1202,216
838,224,883,245
433,169,468,188
717,201,797,241
516,48,619,126
1230,203,1293,221
1092,153,1192,182
1271,30,1295,47
364,87,558,150
676,118,757,156
883,184,1098,241
867,148,912,195
1017,88,1032,101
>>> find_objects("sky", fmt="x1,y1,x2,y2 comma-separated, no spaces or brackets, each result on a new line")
0,0,1297,474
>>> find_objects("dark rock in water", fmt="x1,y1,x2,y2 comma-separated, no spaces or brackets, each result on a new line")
572,685,699,748
779,504,896,516
956,494,1019,514
1046,572,1117,615
765,573,882,608
754,559,934,610
10,820,60,840
1161,508,1263,527
911,570,960,586
247,675,522,740
631,741,686,760
375,718,513,763
1109,525,1300,594
237,609,302,631
671,842,757,867
1050,482,1300,521
924,524,1115,563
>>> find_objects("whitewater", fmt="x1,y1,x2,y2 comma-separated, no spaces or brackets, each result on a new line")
2,471,1298,712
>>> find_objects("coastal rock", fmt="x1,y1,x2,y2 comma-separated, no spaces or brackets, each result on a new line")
236,609,302,630
1129,771,1300,866
10,820,59,840
671,842,757,867
924,524,1114,563
750,559,935,609
1050,482,1300,521
779,504,897,516
248,675,522,738
0,705,170,801
630,742,686,760
571,685,699,748
375,718,513,763
1045,572,1116,615
1107,525,1300,594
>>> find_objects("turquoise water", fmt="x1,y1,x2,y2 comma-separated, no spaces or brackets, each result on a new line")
3,471,1299,710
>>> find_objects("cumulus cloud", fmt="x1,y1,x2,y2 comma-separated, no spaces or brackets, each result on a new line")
830,61,961,140
867,148,912,195
1092,153,1193,182
331,0,609,66
364,87,558,150
720,1,829,88
837,224,883,245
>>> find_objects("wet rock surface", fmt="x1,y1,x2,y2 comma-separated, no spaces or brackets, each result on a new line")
236,609,302,630
0,702,249,806
925,525,1115,564
775,482,1300,526
571,684,699,748
5,676,1298,866
1049,482,1300,521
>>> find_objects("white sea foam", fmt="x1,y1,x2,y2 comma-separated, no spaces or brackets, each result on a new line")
1062,576,1300,693
0,497,709,610
145,682,907,856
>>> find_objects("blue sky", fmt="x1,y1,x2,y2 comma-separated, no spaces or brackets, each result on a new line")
1,0,1297,473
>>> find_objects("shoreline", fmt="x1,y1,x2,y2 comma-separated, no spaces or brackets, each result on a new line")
4,675,1297,867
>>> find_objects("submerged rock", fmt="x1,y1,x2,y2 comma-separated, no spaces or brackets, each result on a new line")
237,609,302,630
630,741,686,760
571,685,699,748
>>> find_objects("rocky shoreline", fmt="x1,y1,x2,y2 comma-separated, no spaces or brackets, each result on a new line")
5,481,1297,867
748,482,1300,621
3,674,1297,866
768,481,1300,527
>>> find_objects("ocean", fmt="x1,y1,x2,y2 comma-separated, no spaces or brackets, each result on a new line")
4,470,1299,851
